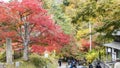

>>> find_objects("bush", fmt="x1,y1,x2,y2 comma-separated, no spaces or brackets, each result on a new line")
30,53,58,68
0,51,6,62
19,61,36,68
30,53,51,68
0,53,58,68
85,50,98,63
14,51,23,59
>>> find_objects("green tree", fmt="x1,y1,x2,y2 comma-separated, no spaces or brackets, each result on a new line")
42,0,75,35
62,0,120,41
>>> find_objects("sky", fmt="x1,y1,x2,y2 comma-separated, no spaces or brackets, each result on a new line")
0,0,22,2
0,0,10,2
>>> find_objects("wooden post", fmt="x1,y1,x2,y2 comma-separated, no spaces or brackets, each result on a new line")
6,38,13,64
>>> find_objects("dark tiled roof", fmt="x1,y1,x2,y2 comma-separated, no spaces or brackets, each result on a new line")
104,42,120,50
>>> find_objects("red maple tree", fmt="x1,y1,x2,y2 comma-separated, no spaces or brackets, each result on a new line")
0,0,70,61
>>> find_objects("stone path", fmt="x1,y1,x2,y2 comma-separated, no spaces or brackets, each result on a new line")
58,63,67,68
57,63,88,68
57,61,113,68
0,63,5,68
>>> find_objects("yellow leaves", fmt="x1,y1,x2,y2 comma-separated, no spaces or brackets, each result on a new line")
69,4,75,8
86,52,98,63
43,0,53,9
69,0,81,6
76,29,89,40
100,49,105,55
65,4,77,17
108,26,114,30
89,18,98,24
85,48,105,63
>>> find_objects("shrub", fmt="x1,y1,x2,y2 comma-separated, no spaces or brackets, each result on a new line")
0,51,6,62
30,54,50,68
30,53,58,68
19,61,36,68
14,51,23,59
85,50,98,63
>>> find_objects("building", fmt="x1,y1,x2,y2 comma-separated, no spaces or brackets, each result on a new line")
104,31,120,62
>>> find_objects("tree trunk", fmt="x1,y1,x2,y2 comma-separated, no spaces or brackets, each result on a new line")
23,43,28,61
23,23,29,61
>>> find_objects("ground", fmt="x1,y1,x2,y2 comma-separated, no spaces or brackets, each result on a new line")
57,63,88,68
58,63,67,68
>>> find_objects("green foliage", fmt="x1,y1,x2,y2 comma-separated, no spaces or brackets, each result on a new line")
60,43,84,60
42,0,119,61
85,47,106,63
76,29,89,40
62,0,98,40
62,0,120,42
14,51,23,59
30,54,50,68
18,53,58,68
52,5,75,35
42,0,53,9
0,51,23,65
0,51,23,62
42,0,75,35
29,53,58,68
95,0,120,39
63,0,69,6
19,61,36,68
85,50,98,63
0,51,6,62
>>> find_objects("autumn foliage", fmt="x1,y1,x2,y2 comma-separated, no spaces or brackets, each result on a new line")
79,39,95,52
0,0,70,55
80,39,90,48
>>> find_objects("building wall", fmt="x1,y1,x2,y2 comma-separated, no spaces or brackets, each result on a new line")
112,48,116,61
